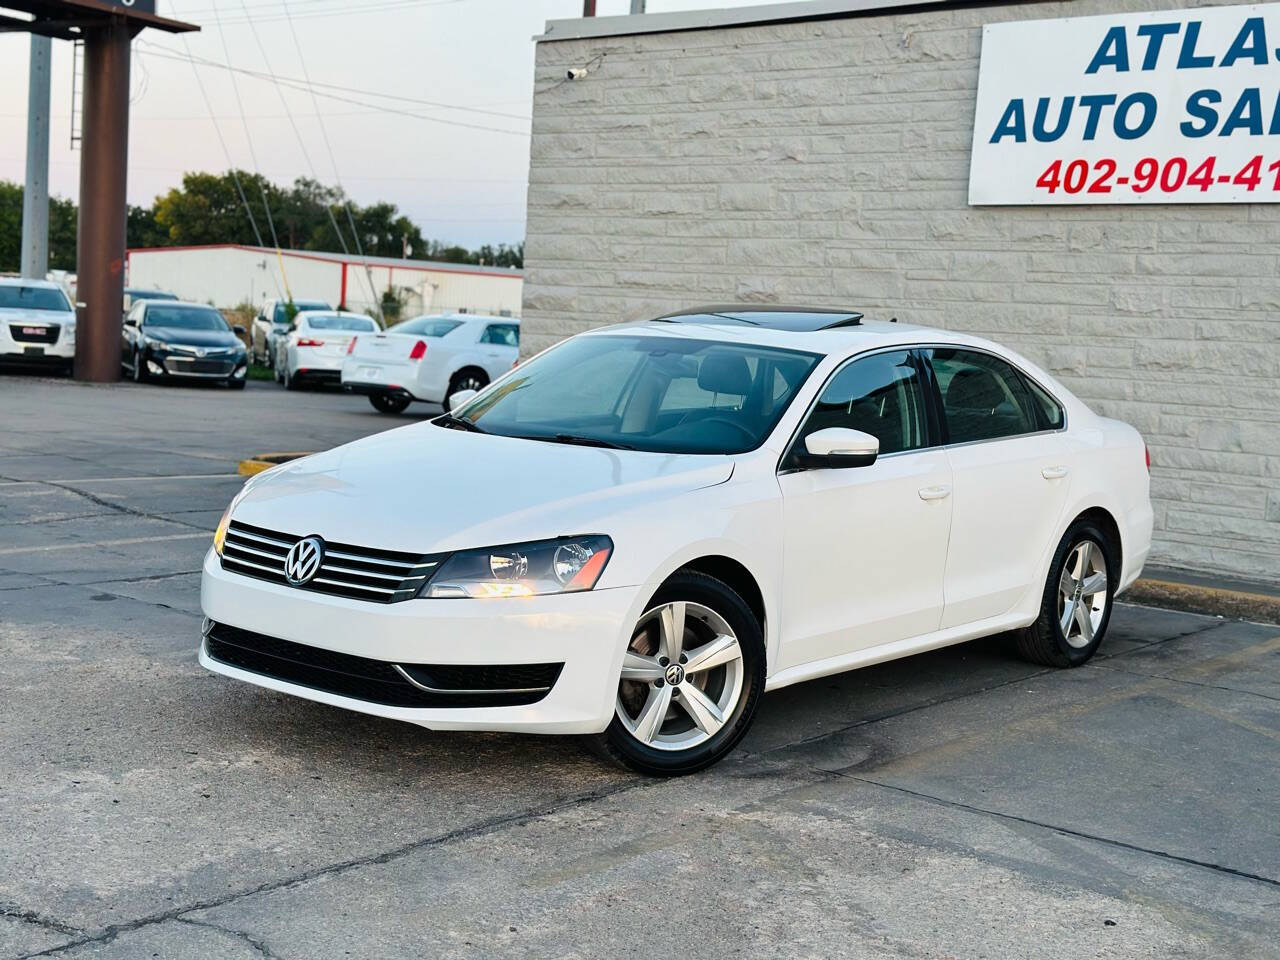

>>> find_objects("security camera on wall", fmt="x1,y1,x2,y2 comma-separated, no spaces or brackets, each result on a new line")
566,67,588,80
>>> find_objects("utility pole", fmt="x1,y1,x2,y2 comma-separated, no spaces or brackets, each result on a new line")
630,0,646,12
21,35,52,280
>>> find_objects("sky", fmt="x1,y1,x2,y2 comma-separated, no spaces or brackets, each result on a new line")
0,0,790,250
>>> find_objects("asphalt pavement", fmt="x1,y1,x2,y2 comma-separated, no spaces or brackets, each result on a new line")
1,373,1277,959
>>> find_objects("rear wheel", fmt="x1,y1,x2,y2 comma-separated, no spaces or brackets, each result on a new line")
443,368,488,411
369,393,411,414
584,571,765,776
1015,519,1116,668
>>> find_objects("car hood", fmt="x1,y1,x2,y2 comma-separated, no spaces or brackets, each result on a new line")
232,423,735,553
1,308,73,325
145,327,242,347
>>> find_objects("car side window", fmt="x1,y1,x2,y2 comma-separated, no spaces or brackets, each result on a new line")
480,324,519,347
1021,375,1065,430
127,302,145,325
928,349,1040,443
795,350,928,457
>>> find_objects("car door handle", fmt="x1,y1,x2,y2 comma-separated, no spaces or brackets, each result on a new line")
1041,465,1069,480
918,485,952,501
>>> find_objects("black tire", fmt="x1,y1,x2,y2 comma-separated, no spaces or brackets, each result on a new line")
583,570,766,777
1014,519,1118,668
132,348,146,383
369,393,411,414
283,364,298,391
443,368,488,411
227,378,246,390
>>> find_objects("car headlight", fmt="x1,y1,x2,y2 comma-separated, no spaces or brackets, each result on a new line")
212,467,285,555
422,536,612,599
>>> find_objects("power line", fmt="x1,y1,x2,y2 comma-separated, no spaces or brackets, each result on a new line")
279,0,380,320
235,0,353,260
135,43,529,136
176,0,468,26
177,33,281,298
209,1,292,299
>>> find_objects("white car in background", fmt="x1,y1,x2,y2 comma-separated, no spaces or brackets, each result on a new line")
341,313,519,414
203,306,1152,776
0,278,76,374
276,311,380,390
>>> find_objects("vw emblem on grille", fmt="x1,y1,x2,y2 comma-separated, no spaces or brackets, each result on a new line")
284,536,325,586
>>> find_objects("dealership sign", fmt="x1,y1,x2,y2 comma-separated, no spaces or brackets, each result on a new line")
969,3,1280,204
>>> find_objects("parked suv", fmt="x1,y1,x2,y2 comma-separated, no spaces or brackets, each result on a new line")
0,278,76,375
250,298,331,367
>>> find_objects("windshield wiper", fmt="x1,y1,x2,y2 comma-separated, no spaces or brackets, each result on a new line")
435,413,486,434
519,433,635,450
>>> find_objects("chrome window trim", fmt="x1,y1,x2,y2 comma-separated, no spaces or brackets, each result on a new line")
773,341,1068,475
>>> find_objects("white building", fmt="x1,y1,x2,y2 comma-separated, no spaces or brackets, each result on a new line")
523,0,1280,583
126,244,523,318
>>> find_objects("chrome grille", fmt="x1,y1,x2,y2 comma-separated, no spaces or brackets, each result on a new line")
221,520,444,603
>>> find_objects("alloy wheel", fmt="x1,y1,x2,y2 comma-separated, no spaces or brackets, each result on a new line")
616,601,745,751
1058,540,1108,649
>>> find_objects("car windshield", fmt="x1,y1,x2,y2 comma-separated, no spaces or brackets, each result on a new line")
0,285,71,312
274,302,329,324
303,314,377,332
450,334,822,455
145,306,230,331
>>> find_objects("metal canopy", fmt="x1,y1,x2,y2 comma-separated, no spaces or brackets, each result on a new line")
0,0,196,38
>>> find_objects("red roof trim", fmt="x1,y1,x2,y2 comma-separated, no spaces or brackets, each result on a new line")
126,243,522,281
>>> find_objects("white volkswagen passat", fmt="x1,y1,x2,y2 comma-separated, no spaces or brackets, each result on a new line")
202,307,1152,775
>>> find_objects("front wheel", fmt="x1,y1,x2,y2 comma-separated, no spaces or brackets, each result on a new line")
369,393,411,414
1014,519,1117,668
584,571,765,776
132,348,146,383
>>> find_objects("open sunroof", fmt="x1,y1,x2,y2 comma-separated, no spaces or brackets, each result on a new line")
653,305,864,331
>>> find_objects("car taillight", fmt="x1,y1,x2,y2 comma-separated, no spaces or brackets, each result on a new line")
1144,443,1150,472
409,340,427,361
296,338,324,347
347,337,358,355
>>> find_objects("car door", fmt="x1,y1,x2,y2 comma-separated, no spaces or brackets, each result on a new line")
478,323,519,380
776,349,953,672
924,347,1072,629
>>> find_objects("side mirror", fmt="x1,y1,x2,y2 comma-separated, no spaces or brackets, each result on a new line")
232,324,247,335
448,388,478,410
123,317,137,328
256,315,267,324
798,427,879,469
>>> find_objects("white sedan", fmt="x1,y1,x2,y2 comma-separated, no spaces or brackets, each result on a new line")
341,313,519,413
0,278,76,374
275,311,380,390
203,307,1152,775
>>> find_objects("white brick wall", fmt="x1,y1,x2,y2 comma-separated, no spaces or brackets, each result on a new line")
525,0,1280,583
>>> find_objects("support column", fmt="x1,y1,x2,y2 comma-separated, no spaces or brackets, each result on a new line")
21,35,52,280
75,20,132,382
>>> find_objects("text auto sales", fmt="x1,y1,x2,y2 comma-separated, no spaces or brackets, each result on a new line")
988,16,1280,196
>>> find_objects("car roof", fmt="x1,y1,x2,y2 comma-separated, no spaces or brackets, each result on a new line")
589,306,955,355
402,312,519,325
143,300,222,311
0,277,63,289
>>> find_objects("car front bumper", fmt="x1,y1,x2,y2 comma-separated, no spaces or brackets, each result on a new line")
199,548,644,734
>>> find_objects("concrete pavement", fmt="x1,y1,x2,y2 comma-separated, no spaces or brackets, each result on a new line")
1,374,1276,959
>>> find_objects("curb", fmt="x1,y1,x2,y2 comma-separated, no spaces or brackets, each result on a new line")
1124,577,1280,625
237,452,313,477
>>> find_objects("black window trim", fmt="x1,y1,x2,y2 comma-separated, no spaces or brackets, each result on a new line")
775,342,1068,474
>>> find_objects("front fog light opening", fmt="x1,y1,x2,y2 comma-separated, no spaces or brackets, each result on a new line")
146,359,164,375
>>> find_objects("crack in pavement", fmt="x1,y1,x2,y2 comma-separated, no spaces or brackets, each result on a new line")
1088,661,1280,704
36,481,211,533
0,906,86,940
13,778,653,960
176,918,282,960
1097,616,1230,662
823,770,1280,889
